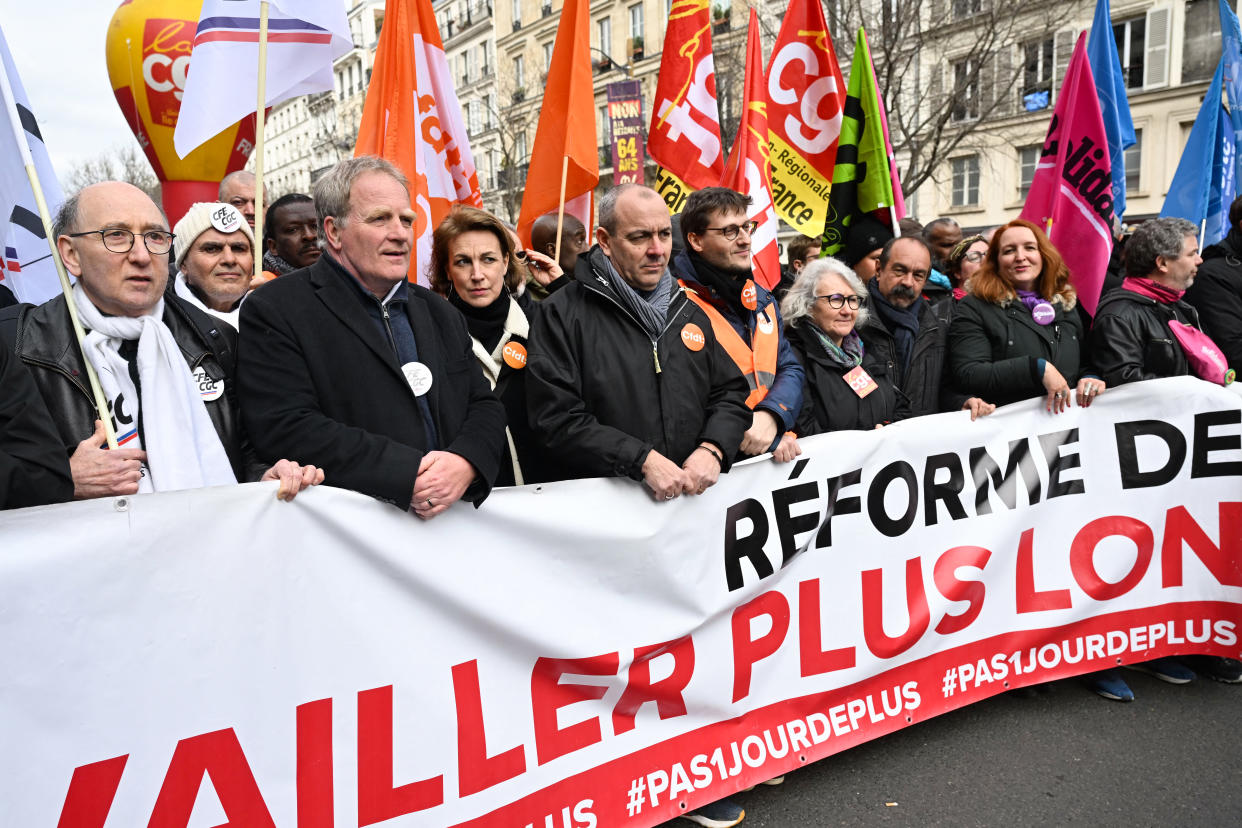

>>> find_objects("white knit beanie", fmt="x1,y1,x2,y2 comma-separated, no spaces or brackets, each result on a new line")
173,202,255,269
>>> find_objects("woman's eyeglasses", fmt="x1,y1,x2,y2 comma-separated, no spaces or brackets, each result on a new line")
815,293,865,309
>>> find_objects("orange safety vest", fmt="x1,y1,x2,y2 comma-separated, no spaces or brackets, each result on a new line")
680,280,778,409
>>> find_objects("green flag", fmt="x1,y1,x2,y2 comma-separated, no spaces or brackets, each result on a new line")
821,28,897,257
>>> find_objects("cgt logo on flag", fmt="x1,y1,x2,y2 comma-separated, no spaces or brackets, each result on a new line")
142,19,194,127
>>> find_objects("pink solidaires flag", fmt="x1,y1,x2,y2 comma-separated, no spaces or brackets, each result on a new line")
720,9,780,290
1020,32,1114,315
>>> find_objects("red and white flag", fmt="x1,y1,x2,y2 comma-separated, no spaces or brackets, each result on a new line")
1020,33,1114,315
174,0,351,158
648,0,724,203
721,9,780,290
356,0,483,285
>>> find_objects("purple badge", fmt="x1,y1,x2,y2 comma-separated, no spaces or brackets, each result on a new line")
1031,301,1055,326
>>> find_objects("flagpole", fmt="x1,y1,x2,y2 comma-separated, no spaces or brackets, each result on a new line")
252,0,270,275
553,155,569,264
0,68,116,447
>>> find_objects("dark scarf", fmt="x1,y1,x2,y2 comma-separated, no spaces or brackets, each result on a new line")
262,250,299,276
867,277,922,378
450,289,511,353
686,248,753,318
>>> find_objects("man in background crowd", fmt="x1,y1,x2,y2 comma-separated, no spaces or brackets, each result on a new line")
259,193,321,283
1185,194,1242,369
218,171,268,230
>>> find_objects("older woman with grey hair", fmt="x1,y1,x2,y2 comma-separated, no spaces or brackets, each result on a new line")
782,257,908,434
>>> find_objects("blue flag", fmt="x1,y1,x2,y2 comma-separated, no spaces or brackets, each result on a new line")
1161,60,1226,243
1086,0,1135,219
1220,0,1242,195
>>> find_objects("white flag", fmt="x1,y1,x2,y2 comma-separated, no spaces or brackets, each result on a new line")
173,0,351,159
0,23,64,305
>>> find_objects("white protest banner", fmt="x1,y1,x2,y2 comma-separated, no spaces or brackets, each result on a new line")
1,377,1240,827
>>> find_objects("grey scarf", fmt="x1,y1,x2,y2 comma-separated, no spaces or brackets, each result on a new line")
602,254,674,339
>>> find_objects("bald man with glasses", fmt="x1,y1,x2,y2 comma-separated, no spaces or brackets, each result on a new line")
0,181,320,501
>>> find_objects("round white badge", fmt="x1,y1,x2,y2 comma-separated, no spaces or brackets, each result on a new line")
402,361,434,396
210,204,244,234
192,365,225,401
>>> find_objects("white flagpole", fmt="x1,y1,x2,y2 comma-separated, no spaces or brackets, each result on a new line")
252,0,270,275
0,54,116,448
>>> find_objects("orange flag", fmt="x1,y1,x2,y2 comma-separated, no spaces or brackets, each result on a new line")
648,0,724,210
516,0,598,248
721,9,780,291
355,0,482,285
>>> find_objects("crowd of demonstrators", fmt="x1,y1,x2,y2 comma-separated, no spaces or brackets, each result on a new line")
217,170,265,230
774,233,821,297
2,165,1240,825
0,181,320,501
428,205,566,486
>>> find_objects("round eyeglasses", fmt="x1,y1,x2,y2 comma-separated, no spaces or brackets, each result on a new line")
815,293,865,309
704,220,759,240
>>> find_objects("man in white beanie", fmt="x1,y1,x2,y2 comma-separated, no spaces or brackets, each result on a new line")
0,181,322,501
173,202,255,328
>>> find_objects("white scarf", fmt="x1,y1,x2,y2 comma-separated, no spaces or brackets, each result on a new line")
73,284,238,493
174,272,241,329
469,297,529,485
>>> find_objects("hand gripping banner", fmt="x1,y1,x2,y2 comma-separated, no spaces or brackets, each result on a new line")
1,378,1239,826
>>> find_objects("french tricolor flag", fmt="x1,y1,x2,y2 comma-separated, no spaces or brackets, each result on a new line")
2,245,21,275
174,1,351,158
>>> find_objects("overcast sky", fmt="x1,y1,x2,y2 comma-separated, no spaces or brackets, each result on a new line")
3,2,146,185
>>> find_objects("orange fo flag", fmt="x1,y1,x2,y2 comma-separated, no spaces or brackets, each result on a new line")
355,0,482,285
648,0,724,211
721,9,780,291
516,0,598,248
765,0,846,237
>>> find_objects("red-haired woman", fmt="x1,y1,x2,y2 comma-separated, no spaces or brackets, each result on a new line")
947,219,1105,414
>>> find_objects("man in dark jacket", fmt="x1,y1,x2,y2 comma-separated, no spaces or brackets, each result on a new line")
859,236,993,419
1185,196,1242,368
0,336,72,508
238,157,506,518
1093,217,1216,386
0,181,320,500
526,183,750,501
672,187,803,462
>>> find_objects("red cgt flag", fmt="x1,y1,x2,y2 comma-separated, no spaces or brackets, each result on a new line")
355,0,482,285
516,0,598,247
721,9,781,291
648,0,725,199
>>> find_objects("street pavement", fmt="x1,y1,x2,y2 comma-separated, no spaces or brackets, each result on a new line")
676,673,1242,827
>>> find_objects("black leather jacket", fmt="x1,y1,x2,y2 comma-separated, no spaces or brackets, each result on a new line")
1091,287,1198,386
0,293,262,482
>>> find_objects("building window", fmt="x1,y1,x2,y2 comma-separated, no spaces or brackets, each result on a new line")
512,0,521,26
952,156,980,207
1183,0,1223,83
1018,144,1040,199
543,41,554,73
480,43,491,76
629,3,644,44
597,16,611,55
1125,128,1142,192
1022,38,1053,111
514,55,525,89
950,59,978,122
952,0,981,20
1113,17,1145,89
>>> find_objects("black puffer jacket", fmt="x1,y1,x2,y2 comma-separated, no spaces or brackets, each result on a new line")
1184,227,1242,369
0,293,262,482
1091,287,1198,386
526,247,751,482
786,324,906,434
947,293,1091,406
0,335,72,508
